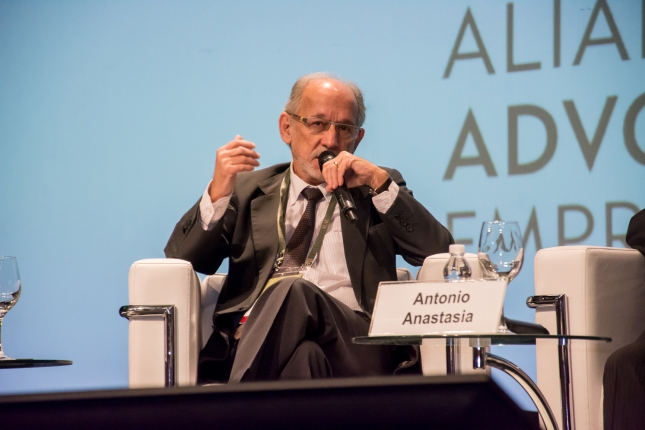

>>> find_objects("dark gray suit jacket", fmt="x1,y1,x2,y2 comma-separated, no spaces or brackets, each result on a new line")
165,162,453,317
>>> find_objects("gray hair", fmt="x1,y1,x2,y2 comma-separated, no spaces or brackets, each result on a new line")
284,72,366,127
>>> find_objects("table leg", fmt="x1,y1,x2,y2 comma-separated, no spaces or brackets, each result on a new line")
558,337,572,430
527,294,572,430
446,338,456,374
472,346,486,369
486,353,559,430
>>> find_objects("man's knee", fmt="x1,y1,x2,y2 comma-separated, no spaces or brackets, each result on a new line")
280,340,331,380
293,340,325,360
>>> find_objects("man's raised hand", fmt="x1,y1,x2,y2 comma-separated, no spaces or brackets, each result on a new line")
209,135,260,202
321,151,389,193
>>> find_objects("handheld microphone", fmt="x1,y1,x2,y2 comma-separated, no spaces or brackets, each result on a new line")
318,150,358,223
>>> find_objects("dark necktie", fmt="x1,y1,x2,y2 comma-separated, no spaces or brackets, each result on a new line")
277,187,324,273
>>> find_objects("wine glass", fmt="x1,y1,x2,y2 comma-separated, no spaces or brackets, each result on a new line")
478,221,524,333
0,256,22,360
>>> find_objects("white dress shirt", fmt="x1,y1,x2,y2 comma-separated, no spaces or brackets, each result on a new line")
199,163,399,311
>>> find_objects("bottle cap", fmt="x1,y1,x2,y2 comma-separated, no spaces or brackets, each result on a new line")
449,244,465,254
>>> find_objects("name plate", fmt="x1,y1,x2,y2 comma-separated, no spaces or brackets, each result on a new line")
369,279,507,336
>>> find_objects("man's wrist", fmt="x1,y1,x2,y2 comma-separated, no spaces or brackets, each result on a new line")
368,169,389,190
208,180,230,203
368,171,393,196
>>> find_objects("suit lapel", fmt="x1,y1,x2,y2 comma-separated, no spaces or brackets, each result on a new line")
341,187,371,298
250,171,286,291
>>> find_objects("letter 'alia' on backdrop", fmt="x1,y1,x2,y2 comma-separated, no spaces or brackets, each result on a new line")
1,0,643,409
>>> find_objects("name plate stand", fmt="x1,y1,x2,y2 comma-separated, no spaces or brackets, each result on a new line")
369,279,507,376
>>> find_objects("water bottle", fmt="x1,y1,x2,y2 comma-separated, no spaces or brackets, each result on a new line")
443,244,472,281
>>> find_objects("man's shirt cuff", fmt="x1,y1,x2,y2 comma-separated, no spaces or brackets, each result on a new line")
199,181,232,230
371,180,399,213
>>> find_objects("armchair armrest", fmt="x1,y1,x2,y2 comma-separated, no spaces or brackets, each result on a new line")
123,259,202,388
416,252,482,281
416,253,487,376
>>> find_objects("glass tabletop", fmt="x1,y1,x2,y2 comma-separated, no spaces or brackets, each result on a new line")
353,334,611,346
0,359,72,369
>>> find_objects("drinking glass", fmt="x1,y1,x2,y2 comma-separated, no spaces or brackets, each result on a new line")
478,221,524,333
0,256,22,360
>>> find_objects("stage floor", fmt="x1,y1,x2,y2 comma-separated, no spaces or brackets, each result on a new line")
0,374,538,429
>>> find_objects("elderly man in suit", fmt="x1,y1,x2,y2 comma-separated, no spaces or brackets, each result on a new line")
165,72,453,383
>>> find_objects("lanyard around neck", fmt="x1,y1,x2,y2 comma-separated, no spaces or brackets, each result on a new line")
274,168,338,271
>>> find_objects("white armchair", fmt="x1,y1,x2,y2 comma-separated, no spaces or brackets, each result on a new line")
532,246,645,430
119,254,528,388
417,246,645,430
121,259,412,388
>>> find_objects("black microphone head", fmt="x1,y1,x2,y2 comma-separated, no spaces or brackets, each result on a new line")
318,150,337,171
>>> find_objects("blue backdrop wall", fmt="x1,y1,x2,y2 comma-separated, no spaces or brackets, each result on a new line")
1,0,644,410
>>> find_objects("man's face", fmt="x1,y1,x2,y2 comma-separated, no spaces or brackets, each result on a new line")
279,79,365,185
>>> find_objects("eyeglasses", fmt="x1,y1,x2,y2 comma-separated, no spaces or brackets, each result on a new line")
287,112,362,141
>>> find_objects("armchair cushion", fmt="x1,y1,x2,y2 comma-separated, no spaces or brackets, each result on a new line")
200,274,226,348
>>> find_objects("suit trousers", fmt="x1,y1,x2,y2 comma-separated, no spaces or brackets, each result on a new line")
198,278,398,383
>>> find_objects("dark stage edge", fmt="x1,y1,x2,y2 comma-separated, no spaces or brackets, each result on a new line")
0,374,538,429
